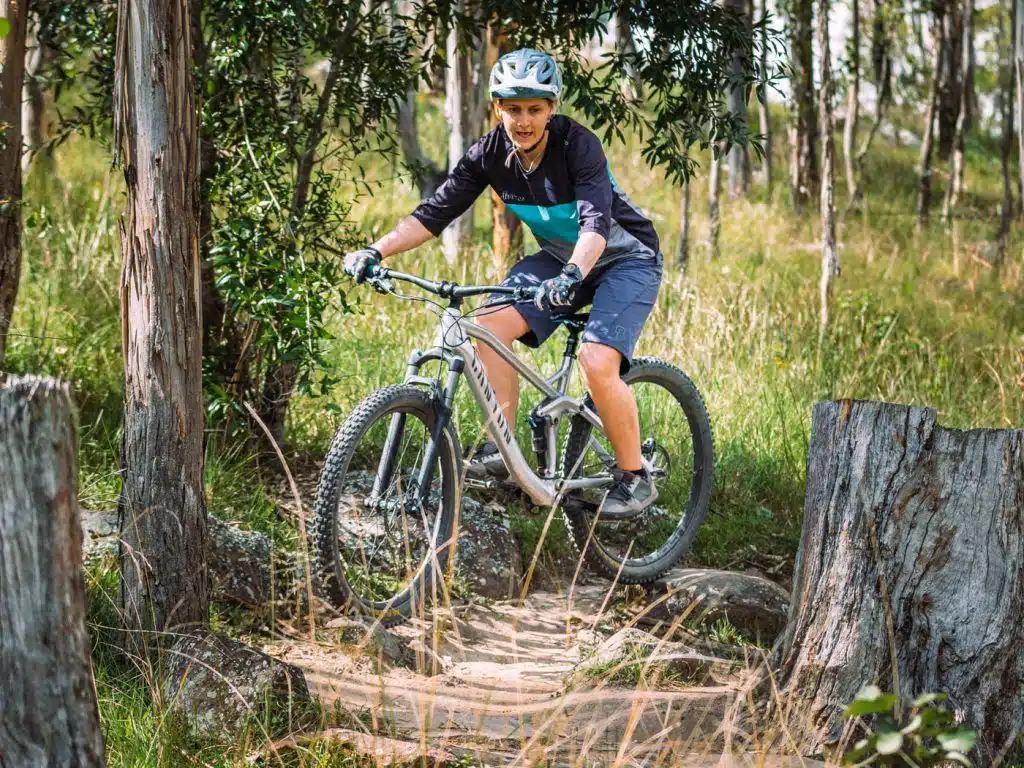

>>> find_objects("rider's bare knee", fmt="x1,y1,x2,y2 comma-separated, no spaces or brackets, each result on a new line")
578,342,622,390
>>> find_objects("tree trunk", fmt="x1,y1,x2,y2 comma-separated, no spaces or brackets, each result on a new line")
1017,0,1024,212
757,0,772,188
726,0,751,199
943,0,973,224
0,0,28,370
21,13,50,175
776,400,1024,763
113,0,208,653
998,0,1016,263
677,178,690,271
936,0,960,162
818,0,838,345
616,7,642,101
0,376,106,766
255,11,361,445
708,146,722,260
788,0,818,210
916,21,943,230
487,23,522,268
442,11,475,265
849,0,891,211
398,88,446,200
842,0,860,207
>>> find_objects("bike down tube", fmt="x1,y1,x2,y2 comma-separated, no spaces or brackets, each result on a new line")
439,309,559,507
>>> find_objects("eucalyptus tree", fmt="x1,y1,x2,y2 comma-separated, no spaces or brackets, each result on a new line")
0,0,26,369
113,0,207,651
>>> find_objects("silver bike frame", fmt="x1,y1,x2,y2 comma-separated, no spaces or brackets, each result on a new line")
409,305,613,507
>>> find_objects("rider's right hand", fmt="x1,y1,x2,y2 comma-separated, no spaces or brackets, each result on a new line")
342,247,382,284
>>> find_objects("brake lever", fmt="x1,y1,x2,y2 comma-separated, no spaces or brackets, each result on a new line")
367,276,393,295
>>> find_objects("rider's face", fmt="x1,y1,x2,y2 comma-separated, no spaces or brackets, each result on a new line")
495,98,556,149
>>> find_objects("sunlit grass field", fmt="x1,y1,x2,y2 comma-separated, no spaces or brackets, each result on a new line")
9,98,1023,575
8,95,1023,765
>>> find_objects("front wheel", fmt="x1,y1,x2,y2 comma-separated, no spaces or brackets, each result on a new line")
311,385,462,627
561,357,714,584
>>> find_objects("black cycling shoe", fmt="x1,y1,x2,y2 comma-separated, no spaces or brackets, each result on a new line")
599,467,658,520
464,440,509,480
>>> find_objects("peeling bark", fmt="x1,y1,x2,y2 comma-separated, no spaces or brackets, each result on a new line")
0,0,28,369
113,0,208,652
777,400,1024,763
0,376,106,766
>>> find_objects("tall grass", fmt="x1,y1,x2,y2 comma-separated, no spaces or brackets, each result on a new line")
9,96,1021,764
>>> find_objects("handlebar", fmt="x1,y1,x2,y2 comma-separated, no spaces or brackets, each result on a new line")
363,264,538,304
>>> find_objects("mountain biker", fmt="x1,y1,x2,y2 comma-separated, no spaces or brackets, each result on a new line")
343,48,663,517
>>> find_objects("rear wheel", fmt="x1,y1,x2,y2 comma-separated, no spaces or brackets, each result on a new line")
311,385,461,626
561,357,714,584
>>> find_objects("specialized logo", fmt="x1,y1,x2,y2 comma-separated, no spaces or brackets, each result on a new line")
466,348,515,446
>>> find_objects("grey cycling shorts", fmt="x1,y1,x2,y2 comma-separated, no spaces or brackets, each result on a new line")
488,250,663,373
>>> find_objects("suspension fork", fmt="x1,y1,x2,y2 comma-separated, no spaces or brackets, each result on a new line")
371,357,464,507
412,359,463,504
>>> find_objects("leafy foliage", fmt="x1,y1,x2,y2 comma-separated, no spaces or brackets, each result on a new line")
30,0,778,436
843,686,977,766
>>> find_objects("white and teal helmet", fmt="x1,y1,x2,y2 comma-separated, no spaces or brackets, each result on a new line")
489,48,562,101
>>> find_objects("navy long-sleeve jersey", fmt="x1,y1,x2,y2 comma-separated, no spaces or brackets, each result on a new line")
411,115,660,268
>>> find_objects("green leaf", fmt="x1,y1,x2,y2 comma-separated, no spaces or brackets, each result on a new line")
875,730,903,755
900,714,923,734
0,18,9,39
912,692,948,708
844,686,898,717
937,728,977,754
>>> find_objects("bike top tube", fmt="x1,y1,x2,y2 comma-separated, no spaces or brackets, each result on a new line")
366,264,537,302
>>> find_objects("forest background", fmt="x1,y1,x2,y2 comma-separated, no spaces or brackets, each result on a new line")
0,0,1022,763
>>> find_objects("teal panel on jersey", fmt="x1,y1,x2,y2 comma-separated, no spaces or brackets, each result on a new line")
507,202,580,243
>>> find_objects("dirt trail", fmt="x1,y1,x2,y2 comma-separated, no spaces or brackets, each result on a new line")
265,585,819,766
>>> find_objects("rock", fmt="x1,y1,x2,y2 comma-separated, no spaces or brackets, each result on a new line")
455,496,524,599
573,627,732,685
324,617,446,675
646,568,791,644
79,506,117,562
334,471,524,601
207,517,275,605
162,629,312,743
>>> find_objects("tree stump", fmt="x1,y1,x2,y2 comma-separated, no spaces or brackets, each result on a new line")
776,400,1024,761
0,376,106,766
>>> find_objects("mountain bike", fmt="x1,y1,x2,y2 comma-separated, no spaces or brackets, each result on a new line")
312,264,714,626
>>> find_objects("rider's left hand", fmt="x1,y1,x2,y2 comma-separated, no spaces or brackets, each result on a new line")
534,263,583,312
343,247,382,284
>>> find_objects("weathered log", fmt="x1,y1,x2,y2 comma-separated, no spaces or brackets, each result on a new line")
776,400,1024,761
0,376,106,766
